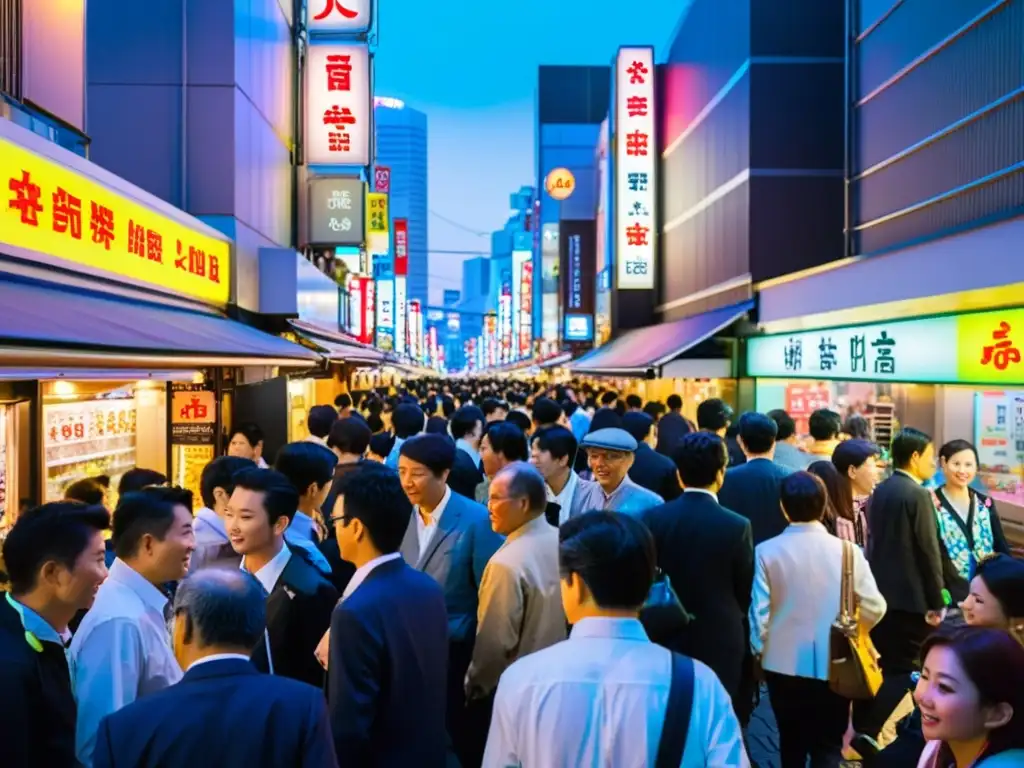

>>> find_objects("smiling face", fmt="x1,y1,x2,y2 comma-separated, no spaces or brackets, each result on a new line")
915,644,1010,745
150,504,196,581
55,529,109,612
961,575,1009,628
225,487,288,556
587,448,633,491
941,448,978,491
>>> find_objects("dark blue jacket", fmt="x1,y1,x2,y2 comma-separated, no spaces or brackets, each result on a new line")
328,557,450,767
92,657,336,768
718,457,793,546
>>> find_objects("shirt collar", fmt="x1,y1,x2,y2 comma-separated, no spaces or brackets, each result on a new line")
683,487,718,502
187,653,251,671
895,468,924,485
455,439,481,468
304,434,327,446
601,473,637,501
240,542,292,594
108,558,170,616
342,552,402,600
8,595,70,646
417,485,451,526
505,513,549,544
547,470,578,504
570,616,649,642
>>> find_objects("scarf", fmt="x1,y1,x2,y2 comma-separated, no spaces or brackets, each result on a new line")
932,489,997,581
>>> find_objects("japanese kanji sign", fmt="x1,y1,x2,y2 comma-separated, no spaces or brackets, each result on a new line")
306,0,371,34
365,192,389,235
2,136,230,305
615,46,656,290
306,44,371,166
374,166,391,193
747,308,1024,386
308,177,364,245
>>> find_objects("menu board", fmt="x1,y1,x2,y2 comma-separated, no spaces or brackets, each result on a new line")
44,398,137,502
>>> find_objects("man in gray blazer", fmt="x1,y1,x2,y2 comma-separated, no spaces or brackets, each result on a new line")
397,433,503,767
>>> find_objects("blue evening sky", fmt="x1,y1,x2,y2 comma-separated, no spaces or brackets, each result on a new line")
374,0,682,303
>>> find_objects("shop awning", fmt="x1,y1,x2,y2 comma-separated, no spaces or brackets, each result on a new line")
539,352,574,369
568,301,754,376
0,277,320,369
289,320,387,365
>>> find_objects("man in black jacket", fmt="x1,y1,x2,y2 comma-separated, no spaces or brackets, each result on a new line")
226,468,339,688
622,411,681,501
718,411,793,545
641,431,755,722
855,427,944,741
449,405,486,500
654,393,690,458
0,502,110,767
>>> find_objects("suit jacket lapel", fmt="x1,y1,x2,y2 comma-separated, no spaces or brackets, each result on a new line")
419,495,462,570
400,516,420,566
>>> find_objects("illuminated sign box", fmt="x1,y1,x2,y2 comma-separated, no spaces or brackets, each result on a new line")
306,43,372,166
747,308,1024,386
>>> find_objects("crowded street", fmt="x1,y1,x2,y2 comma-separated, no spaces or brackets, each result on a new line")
2,0,1024,767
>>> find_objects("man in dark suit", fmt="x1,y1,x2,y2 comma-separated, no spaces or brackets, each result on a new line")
329,462,450,766
854,428,944,743
93,569,336,768
654,393,690,458
449,405,486,500
623,411,681,501
642,431,755,723
718,411,793,545
226,467,339,688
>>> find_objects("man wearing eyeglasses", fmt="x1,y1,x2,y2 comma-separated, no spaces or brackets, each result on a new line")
580,428,664,515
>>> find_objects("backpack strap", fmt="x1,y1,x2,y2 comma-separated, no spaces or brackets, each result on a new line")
655,652,695,768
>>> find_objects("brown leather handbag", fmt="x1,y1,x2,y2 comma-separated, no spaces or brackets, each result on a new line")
828,540,883,700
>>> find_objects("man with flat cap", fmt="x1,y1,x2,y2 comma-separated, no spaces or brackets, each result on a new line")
579,427,664,515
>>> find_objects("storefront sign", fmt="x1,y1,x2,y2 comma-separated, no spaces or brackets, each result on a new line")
511,250,529,360
428,325,438,367
544,167,575,201
565,314,593,342
560,219,595,316
305,43,371,166
171,386,216,445
394,276,407,355
308,177,364,246
2,136,230,305
374,166,391,193
519,259,533,358
747,308,1024,385
377,278,394,329
615,47,656,290
409,299,423,361
347,275,363,339
499,270,513,363
393,218,408,275
366,192,388,234
361,278,375,345
306,0,371,33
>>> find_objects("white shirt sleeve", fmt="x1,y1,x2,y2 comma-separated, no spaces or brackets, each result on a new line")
697,665,751,768
749,548,771,658
74,618,144,767
482,673,522,767
853,544,887,628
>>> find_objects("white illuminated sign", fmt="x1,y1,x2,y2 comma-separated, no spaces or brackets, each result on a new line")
394,277,407,355
348,276,362,339
306,0,371,34
511,250,530,360
377,279,394,330
306,44,372,166
615,46,656,290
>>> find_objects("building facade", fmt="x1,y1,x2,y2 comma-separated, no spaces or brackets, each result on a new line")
375,99,429,307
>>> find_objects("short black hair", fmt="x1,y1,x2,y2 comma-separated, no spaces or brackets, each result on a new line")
307,405,339,439
441,397,456,419
696,398,733,432
891,427,932,469
559,511,655,610
808,409,841,441
780,471,827,523
230,467,300,526
2,502,110,594
532,397,562,427
600,392,618,406
118,468,168,496
425,416,449,434
366,413,385,433
673,431,728,488
392,403,425,439
400,433,456,475
484,421,529,462
327,417,372,455
274,441,338,494
622,411,654,442
174,569,267,651
335,462,412,553
939,439,979,464
481,397,507,417
200,456,256,509
505,410,532,435
450,405,485,440
767,409,797,441
643,401,665,420
625,394,643,410
64,478,106,506
369,431,395,458
561,399,579,418
113,486,194,560
334,393,352,410
737,412,778,454
532,425,578,464
666,394,683,411
229,422,264,448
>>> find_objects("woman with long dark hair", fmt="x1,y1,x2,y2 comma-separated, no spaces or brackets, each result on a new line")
915,626,1024,766
831,439,880,547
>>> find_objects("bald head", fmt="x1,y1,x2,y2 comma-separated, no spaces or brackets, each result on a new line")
496,461,548,515
173,568,267,651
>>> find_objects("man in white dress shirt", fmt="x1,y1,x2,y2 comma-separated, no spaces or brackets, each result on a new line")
530,425,601,525
484,510,750,768
72,486,196,767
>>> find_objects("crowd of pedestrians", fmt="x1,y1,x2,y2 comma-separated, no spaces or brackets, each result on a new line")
0,378,1023,767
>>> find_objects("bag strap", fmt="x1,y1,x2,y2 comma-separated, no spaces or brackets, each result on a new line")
655,653,695,768
840,539,854,621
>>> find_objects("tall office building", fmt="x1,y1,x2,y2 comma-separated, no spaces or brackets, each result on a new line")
375,99,429,306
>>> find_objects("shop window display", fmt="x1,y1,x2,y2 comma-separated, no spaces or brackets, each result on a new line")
974,391,1024,508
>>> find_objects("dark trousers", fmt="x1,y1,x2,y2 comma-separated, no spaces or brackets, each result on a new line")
766,672,849,768
853,610,930,738
446,638,480,768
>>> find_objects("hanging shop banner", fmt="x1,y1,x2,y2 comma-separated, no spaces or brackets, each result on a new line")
747,307,1024,386
366,192,389,234
393,218,409,276
499,271,513,363
308,177,365,246
360,277,375,346
560,218,596,317
519,259,533,358
394,276,407,356
428,326,439,368
2,135,230,305
306,43,371,166
170,385,216,446
376,278,394,352
347,276,363,339
614,46,656,290
374,166,391,193
306,0,371,33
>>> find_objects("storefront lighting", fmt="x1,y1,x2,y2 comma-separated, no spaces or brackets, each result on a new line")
52,380,76,397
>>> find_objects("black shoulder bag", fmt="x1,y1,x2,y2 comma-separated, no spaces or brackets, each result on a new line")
655,653,695,768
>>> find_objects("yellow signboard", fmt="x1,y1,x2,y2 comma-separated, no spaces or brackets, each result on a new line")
1,136,231,305
366,192,389,234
